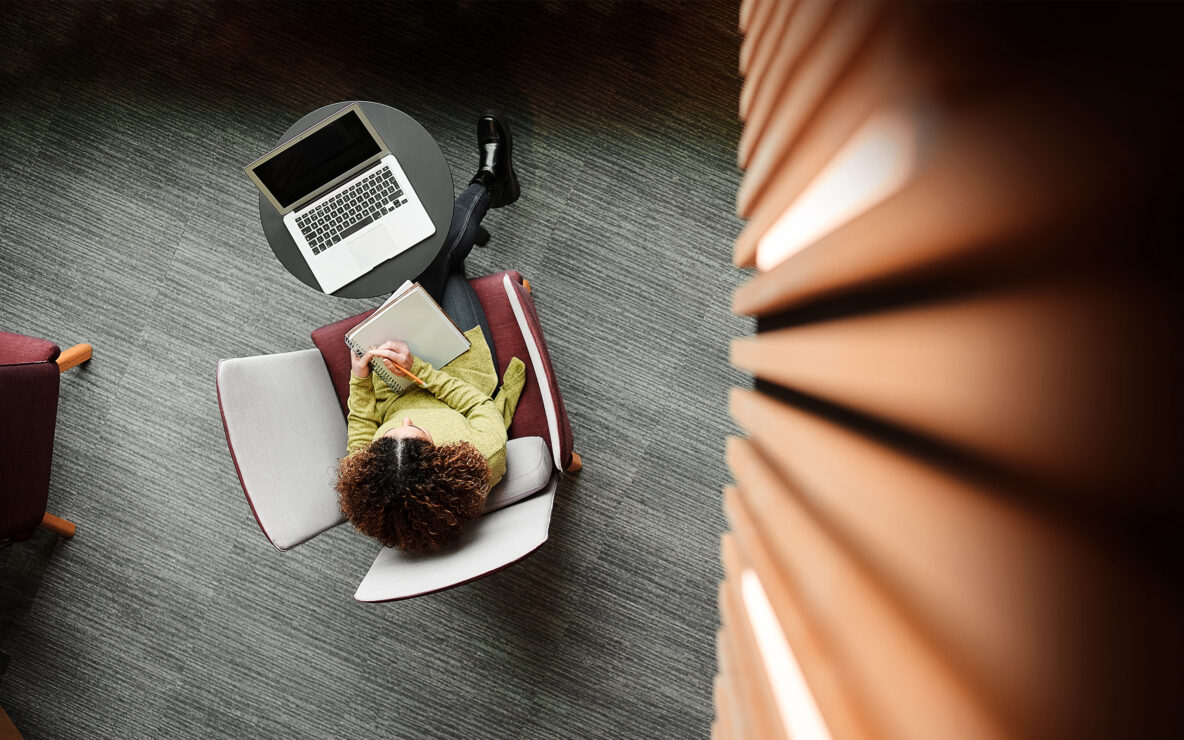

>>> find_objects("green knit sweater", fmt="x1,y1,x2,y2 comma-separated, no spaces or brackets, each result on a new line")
346,326,526,487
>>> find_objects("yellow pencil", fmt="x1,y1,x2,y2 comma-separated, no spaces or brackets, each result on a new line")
385,359,427,387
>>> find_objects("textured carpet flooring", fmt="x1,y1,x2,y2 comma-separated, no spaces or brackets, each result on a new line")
0,2,750,737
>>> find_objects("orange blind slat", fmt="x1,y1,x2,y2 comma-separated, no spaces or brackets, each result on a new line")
721,535,791,740
724,485,876,740
739,0,757,34
733,27,906,266
725,2,1183,738
740,0,781,76
740,0,799,122
732,282,1160,497
726,434,1006,740
716,630,755,740
719,575,784,740
714,674,737,740
733,95,1088,301
737,1,881,218
728,387,1134,738
739,0,834,132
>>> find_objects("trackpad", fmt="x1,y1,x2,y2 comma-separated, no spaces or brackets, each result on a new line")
348,226,396,269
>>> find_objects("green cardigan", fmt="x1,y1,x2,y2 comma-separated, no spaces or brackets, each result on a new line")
346,326,526,487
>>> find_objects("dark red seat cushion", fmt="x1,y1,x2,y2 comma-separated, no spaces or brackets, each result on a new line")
311,271,573,468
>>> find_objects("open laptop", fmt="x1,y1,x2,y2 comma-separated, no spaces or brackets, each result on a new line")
245,104,436,293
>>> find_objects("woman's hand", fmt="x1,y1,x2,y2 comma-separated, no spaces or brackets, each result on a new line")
351,340,415,379
375,340,414,373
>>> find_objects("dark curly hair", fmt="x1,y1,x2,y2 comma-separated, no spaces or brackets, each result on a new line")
336,437,490,551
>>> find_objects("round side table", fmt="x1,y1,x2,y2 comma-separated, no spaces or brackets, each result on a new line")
258,101,454,299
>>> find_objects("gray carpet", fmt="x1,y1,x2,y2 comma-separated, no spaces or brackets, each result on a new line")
0,2,751,737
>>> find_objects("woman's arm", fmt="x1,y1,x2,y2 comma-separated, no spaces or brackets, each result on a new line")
345,345,393,454
366,339,496,416
492,357,527,427
379,342,507,460
410,356,500,417
346,377,382,453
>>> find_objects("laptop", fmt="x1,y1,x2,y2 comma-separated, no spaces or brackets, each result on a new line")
245,104,436,293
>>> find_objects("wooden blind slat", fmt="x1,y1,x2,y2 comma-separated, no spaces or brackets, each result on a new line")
728,387,1130,738
737,2,880,218
731,282,1157,497
712,674,722,727
739,0,757,34
716,630,755,740
722,535,791,740
740,1,799,123
727,3,1184,738
714,674,736,740
725,485,875,740
738,0,795,78
719,598,779,740
740,0,781,76
733,94,1090,290
733,33,906,267
726,434,1006,740
739,0,834,130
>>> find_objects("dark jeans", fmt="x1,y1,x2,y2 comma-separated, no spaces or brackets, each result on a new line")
414,183,498,369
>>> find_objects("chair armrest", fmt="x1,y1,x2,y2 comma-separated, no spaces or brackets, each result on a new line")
486,436,553,513
216,349,347,551
0,331,59,365
354,473,558,602
501,274,569,470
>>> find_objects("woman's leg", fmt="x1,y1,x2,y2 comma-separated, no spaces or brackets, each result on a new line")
415,183,491,303
440,270,498,371
417,183,499,368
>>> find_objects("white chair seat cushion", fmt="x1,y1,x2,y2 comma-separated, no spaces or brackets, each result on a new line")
217,349,346,550
354,473,558,602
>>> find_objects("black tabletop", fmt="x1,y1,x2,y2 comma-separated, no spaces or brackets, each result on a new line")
257,101,454,299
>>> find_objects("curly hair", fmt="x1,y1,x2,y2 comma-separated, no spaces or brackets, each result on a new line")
336,437,490,551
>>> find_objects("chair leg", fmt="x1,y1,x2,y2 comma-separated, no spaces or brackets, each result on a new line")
0,706,25,740
56,343,92,373
522,278,532,294
474,225,490,247
565,452,582,473
40,512,76,538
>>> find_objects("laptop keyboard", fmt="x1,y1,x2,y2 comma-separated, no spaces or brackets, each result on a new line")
295,168,409,255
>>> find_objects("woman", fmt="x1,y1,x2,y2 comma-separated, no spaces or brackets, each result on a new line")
336,113,524,552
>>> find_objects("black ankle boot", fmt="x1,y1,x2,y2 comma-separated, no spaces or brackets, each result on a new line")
469,114,520,208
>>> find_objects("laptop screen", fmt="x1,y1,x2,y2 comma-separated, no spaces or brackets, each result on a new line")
251,109,382,210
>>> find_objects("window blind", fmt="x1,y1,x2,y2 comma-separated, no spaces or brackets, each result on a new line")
720,2,1184,739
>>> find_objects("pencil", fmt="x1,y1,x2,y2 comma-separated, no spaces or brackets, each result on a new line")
385,359,427,387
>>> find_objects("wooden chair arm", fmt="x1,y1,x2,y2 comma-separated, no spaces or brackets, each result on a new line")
40,512,76,538
565,452,582,473
56,343,92,373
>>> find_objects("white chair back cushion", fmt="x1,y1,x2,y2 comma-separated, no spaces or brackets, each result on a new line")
217,349,346,551
354,473,558,602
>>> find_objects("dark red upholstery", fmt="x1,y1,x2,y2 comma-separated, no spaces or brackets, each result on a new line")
0,331,59,365
311,270,574,468
470,272,575,467
0,333,63,543
311,312,376,413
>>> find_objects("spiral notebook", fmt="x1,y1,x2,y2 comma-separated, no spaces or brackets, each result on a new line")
344,281,471,392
